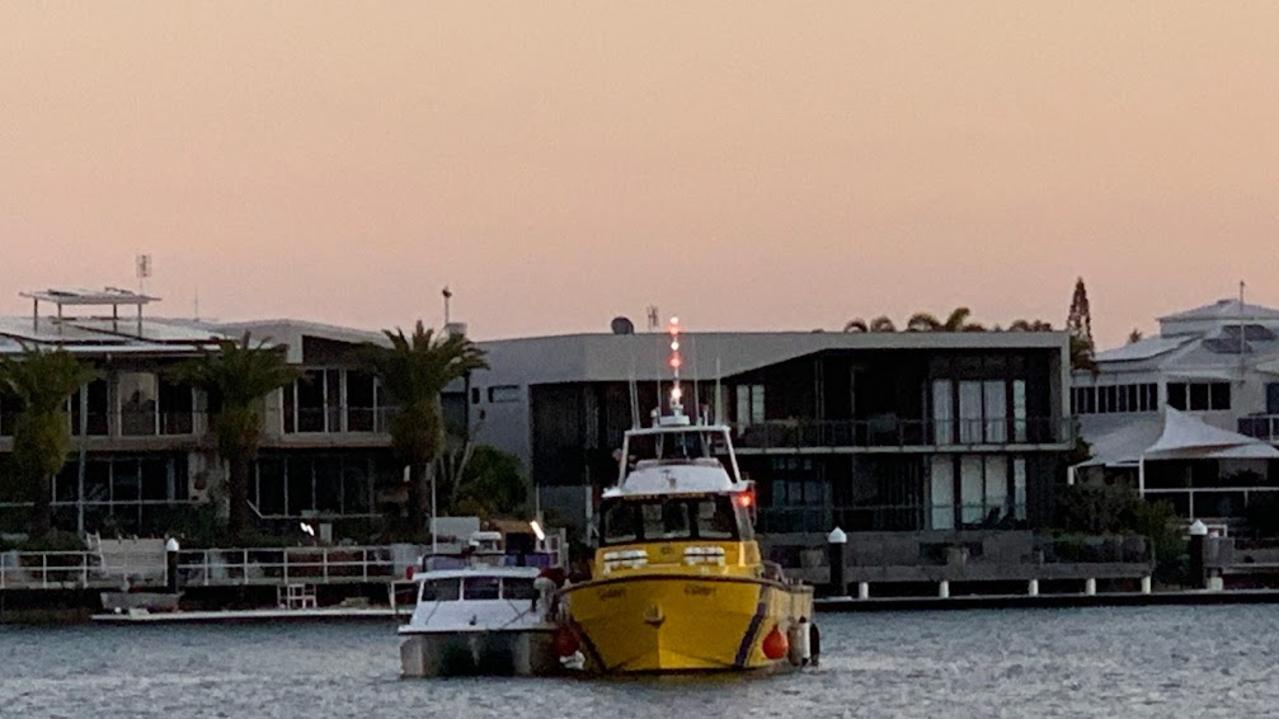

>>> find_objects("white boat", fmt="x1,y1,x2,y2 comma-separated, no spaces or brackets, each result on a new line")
398,545,561,677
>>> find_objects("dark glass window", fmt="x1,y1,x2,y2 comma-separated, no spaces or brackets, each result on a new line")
296,370,326,432
502,577,537,600
1210,383,1231,411
140,458,169,501
694,497,739,540
463,576,501,600
1167,383,1187,410
421,578,460,602
1147,384,1159,411
256,458,286,515
346,371,376,432
287,457,313,514
1190,384,1210,411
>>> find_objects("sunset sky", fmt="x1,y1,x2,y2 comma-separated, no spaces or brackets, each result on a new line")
2,2,1277,347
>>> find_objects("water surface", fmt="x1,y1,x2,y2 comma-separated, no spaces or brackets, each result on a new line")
2,606,1275,718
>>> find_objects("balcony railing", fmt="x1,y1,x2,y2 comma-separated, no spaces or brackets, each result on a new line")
757,503,1029,534
1239,415,1279,443
732,417,1071,451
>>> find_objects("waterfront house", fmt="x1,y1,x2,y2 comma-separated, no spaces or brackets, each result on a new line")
465,325,1076,569
0,288,470,539
1072,297,1279,525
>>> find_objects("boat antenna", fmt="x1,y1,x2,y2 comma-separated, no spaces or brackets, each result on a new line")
668,316,683,416
628,361,641,429
690,332,700,421
715,355,723,424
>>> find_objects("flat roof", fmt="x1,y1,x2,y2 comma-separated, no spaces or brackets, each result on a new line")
19,287,159,306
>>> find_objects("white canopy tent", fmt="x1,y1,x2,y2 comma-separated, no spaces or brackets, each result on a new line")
1070,408,1279,492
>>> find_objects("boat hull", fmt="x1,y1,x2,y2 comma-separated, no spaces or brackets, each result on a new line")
399,629,558,677
562,574,814,673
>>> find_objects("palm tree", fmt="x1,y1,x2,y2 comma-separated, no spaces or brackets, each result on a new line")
0,347,96,538
907,307,983,332
869,316,896,332
1127,328,1144,344
172,333,297,544
1008,319,1054,331
843,318,868,332
364,322,488,534
843,316,897,332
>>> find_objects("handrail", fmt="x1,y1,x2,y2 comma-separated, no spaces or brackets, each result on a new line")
0,544,407,591
729,416,1072,450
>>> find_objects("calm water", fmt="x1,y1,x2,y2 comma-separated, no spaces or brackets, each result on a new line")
2,606,1276,718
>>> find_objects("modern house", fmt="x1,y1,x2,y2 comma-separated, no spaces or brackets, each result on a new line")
0,289,435,539
1072,298,1279,524
466,327,1076,559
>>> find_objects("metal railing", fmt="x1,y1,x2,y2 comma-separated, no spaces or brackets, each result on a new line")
0,550,166,591
731,417,1071,451
0,545,402,591
1239,415,1279,443
757,503,1029,534
174,545,398,587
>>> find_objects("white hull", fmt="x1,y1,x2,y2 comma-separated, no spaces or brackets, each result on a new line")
399,629,558,677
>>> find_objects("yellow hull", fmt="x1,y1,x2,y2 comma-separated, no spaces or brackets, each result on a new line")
563,574,814,673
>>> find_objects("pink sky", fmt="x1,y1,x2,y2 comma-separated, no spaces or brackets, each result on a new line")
2,3,1277,348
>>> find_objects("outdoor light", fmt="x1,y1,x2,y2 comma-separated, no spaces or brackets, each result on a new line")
300,522,315,537
530,520,546,542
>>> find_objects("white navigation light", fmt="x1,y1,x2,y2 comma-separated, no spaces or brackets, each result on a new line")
530,520,546,542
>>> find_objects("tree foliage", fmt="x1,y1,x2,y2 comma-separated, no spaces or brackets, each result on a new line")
1053,483,1185,582
0,347,96,537
450,446,528,518
364,322,488,532
907,307,985,332
171,333,298,544
1067,277,1096,370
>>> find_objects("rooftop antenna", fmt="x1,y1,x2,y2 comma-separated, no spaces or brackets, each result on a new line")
628,363,641,429
135,254,152,296
442,286,453,326
646,306,659,332
193,284,200,321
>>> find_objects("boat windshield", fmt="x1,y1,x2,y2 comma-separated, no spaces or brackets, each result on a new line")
420,578,461,602
599,495,752,547
625,429,727,466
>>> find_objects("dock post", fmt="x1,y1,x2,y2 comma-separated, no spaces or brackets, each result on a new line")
1027,579,1039,597
1141,576,1152,594
1084,578,1096,596
938,580,949,599
827,527,848,597
1189,520,1208,589
858,582,869,600
165,537,180,594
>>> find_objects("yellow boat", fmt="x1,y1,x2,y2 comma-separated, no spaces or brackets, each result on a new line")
559,370,816,673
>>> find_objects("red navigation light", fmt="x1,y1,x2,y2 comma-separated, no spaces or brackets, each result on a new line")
734,492,754,509
669,356,682,369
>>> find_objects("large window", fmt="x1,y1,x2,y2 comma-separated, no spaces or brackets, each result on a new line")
929,455,1027,530
253,453,376,517
51,454,191,536
1166,382,1230,412
735,384,765,426
118,372,158,436
70,379,110,436
1072,383,1158,415
283,369,386,434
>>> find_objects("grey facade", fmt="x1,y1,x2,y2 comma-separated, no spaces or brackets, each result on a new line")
465,330,1075,547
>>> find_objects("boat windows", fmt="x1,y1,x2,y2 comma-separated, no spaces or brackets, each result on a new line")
501,577,537,600
600,496,743,546
642,500,692,540
602,502,641,544
694,498,738,540
420,578,461,602
463,576,501,600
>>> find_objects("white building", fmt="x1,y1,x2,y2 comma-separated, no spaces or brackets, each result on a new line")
1073,298,1279,523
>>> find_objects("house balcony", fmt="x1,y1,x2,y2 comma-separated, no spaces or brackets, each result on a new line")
730,417,1072,454
0,407,397,454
